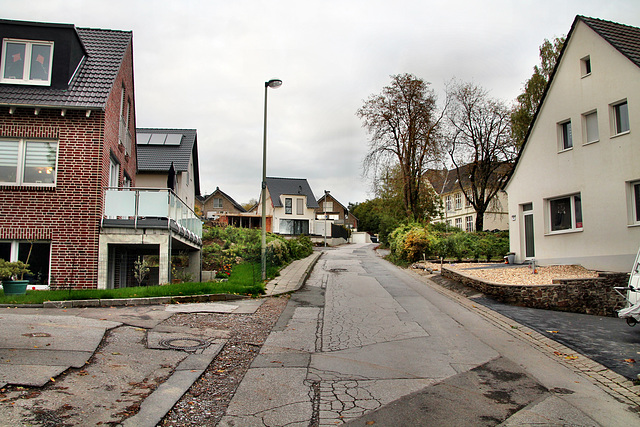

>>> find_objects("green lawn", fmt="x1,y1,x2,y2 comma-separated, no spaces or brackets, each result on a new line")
0,262,273,305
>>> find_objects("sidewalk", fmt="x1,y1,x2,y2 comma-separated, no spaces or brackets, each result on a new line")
264,250,323,296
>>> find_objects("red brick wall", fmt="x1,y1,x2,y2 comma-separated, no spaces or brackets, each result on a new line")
0,39,137,289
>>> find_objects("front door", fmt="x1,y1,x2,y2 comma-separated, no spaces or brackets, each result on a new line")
522,203,535,258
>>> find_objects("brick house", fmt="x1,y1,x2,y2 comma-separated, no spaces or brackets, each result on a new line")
0,19,201,289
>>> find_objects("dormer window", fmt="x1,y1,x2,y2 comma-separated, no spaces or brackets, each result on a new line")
1,39,54,86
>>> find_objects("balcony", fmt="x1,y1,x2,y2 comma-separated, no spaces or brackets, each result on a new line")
102,187,202,246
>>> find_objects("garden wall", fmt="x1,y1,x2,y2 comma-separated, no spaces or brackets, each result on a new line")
441,267,628,317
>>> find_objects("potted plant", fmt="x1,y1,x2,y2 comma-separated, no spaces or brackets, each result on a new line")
0,259,32,296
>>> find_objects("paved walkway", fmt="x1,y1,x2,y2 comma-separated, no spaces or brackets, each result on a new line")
0,251,322,427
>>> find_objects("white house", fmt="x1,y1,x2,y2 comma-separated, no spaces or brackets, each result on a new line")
505,16,640,272
256,177,319,235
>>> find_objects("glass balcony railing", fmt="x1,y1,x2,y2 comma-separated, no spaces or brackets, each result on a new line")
103,187,202,240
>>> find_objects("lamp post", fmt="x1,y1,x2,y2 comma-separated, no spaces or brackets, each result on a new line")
324,190,330,247
261,79,282,281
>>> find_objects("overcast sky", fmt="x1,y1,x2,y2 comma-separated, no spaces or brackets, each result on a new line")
4,1,640,206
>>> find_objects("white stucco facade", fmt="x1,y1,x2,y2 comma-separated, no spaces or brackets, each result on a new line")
506,18,640,272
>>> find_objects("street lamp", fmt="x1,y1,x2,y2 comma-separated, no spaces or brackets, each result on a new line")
324,190,330,247
262,79,282,281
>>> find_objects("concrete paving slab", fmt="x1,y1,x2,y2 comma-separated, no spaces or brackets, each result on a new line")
164,299,264,314
499,395,599,426
218,367,312,427
311,337,464,380
0,364,68,387
122,369,204,427
0,349,93,368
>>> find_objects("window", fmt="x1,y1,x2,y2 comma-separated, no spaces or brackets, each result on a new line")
465,195,472,207
612,101,630,135
0,139,57,185
465,216,473,232
558,120,573,150
629,181,640,225
296,198,304,215
445,195,452,211
285,198,292,214
549,194,582,232
455,217,462,229
455,192,462,210
109,157,119,188
1,39,53,85
583,111,599,144
446,220,452,227
0,240,50,286
213,198,223,208
324,201,333,212
581,56,591,76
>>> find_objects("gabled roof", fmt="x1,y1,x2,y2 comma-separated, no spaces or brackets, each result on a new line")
425,163,510,195
136,128,200,196
0,20,132,109
266,177,319,209
203,187,246,213
317,193,348,212
580,16,640,68
506,15,640,186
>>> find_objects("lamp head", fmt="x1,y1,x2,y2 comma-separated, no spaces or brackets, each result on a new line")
266,79,283,89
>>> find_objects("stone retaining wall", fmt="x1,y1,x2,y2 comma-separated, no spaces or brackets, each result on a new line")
441,267,629,317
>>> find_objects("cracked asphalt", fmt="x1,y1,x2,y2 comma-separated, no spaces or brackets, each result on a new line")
218,243,640,426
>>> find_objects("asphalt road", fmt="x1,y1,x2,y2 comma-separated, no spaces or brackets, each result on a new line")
219,244,640,426
474,295,640,380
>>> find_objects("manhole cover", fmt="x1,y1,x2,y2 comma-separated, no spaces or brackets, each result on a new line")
22,333,51,338
159,337,208,351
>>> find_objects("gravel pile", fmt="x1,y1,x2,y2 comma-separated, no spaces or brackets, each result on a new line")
447,263,599,286
160,296,289,426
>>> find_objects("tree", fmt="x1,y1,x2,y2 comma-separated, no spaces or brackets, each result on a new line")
242,198,258,211
511,37,565,147
447,81,517,232
358,73,446,222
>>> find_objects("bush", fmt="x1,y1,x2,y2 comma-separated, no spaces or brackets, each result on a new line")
388,223,436,263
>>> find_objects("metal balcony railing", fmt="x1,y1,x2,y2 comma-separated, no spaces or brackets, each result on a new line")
103,187,202,241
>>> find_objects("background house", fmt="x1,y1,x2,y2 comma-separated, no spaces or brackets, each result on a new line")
254,177,319,235
316,193,358,230
136,128,201,209
0,19,137,289
200,187,257,228
505,16,640,272
426,165,509,231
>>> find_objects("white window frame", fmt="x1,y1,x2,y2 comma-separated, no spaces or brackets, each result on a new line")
546,193,583,234
558,119,573,151
627,180,640,226
296,198,304,215
465,195,472,208
454,192,462,210
213,198,223,209
455,217,462,230
0,138,58,186
611,100,630,136
582,110,599,145
445,195,452,212
1,38,54,86
580,55,591,77
465,215,473,232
